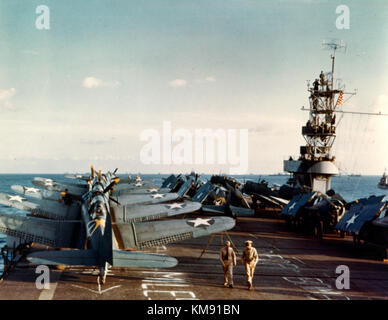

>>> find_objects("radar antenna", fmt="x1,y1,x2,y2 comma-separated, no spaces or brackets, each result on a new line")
322,39,347,90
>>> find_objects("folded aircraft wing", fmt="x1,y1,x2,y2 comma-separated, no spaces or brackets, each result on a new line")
191,182,215,203
112,216,235,250
270,196,290,206
11,185,63,202
176,177,194,198
202,204,254,217
64,174,90,181
112,187,171,196
0,213,81,248
335,200,386,233
161,174,179,189
202,204,226,214
256,194,286,208
113,192,179,206
0,192,80,220
229,205,255,217
281,192,316,216
113,182,160,193
111,201,201,223
32,177,86,196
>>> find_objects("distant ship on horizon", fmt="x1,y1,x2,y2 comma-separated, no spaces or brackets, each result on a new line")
378,171,388,189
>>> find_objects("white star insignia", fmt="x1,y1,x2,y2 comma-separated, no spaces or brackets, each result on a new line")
148,188,158,193
288,202,296,212
188,218,212,227
44,180,53,186
24,187,39,193
168,203,183,209
8,195,25,203
152,193,164,199
345,214,358,227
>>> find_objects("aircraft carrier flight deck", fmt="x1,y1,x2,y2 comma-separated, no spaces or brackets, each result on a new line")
1,213,387,300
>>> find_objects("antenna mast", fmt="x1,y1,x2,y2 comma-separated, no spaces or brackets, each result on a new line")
322,39,346,91
283,40,349,194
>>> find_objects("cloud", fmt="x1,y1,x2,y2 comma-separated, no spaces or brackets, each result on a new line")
168,79,187,87
83,77,102,88
194,76,217,84
82,77,121,89
168,76,215,87
4,100,14,110
0,88,16,100
204,76,216,82
0,88,16,110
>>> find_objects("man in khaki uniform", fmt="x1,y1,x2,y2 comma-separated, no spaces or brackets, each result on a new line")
219,241,236,288
241,240,258,290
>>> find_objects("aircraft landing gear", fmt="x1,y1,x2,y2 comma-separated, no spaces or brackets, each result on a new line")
353,234,361,246
98,262,109,285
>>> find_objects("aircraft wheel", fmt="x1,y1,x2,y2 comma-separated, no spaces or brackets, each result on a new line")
99,262,109,284
353,235,361,246
315,221,323,239
99,268,105,284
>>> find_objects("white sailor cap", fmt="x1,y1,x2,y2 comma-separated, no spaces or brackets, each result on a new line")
245,240,253,245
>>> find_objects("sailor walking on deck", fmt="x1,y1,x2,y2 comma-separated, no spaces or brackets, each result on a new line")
219,241,236,288
241,240,259,290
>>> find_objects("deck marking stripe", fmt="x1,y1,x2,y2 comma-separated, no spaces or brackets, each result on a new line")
38,270,62,300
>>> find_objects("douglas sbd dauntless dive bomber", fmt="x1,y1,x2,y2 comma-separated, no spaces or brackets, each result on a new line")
0,166,235,284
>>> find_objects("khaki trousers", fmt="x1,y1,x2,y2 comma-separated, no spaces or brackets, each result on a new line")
222,261,234,285
244,261,256,284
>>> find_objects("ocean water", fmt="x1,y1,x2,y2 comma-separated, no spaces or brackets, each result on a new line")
1,173,387,277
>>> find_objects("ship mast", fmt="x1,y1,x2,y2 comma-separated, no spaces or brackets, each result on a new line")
284,40,348,194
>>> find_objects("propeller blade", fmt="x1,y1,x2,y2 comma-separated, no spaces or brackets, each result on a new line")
103,178,120,194
109,197,120,205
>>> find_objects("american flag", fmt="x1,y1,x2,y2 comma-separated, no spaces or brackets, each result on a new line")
336,91,344,106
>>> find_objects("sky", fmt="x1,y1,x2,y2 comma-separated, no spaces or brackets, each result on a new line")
0,0,387,174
